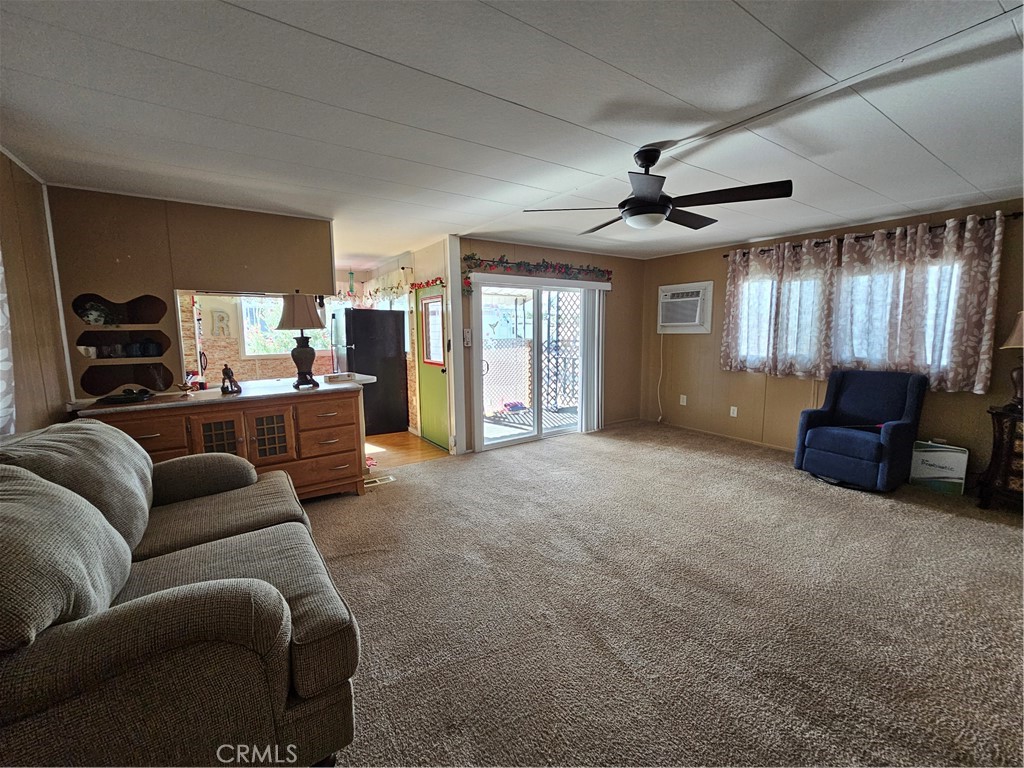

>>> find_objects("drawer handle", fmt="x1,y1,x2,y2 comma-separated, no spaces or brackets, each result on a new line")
330,464,351,471
317,439,340,445
135,433,161,439
316,411,338,417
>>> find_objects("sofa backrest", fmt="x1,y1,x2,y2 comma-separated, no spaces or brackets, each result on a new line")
0,465,132,652
0,420,153,549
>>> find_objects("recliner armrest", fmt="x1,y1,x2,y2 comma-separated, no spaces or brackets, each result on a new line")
794,407,832,468
0,578,291,727
152,453,258,506
880,419,918,447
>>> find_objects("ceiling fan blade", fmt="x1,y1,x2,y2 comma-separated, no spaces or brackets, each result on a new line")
523,206,619,212
579,216,622,235
671,179,793,208
667,208,718,230
628,172,666,201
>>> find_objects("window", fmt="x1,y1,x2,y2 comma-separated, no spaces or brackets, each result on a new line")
722,213,1005,393
421,296,444,366
722,239,836,379
240,296,331,357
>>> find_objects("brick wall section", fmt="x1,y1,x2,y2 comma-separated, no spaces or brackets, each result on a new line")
178,293,198,374
200,333,332,385
407,309,420,431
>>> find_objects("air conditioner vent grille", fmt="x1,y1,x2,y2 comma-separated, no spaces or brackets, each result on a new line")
657,281,713,335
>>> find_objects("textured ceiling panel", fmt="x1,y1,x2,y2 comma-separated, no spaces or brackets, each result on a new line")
0,0,1019,269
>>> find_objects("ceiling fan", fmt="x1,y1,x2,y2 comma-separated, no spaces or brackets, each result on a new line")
524,146,793,235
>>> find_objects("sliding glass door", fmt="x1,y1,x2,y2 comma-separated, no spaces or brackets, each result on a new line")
472,274,605,450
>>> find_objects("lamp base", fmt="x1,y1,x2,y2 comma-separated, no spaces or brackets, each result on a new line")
291,334,319,390
1005,364,1022,412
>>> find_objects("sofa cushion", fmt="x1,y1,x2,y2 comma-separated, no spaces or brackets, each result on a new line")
117,523,358,698
0,465,131,652
0,420,152,549
134,470,309,561
805,425,884,463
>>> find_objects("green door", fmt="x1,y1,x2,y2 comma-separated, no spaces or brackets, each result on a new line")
416,287,450,450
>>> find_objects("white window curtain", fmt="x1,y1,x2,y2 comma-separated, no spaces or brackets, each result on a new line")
0,246,14,434
720,237,838,378
834,212,1004,392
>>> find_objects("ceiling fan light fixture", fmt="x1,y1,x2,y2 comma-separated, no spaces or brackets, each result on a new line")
624,212,665,229
619,196,672,230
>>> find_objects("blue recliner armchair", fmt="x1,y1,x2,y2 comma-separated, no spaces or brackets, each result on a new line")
795,370,928,492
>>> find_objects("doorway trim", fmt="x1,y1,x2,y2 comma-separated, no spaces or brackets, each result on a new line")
469,272,609,452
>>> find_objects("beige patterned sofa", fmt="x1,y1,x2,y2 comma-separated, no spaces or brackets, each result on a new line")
0,420,358,767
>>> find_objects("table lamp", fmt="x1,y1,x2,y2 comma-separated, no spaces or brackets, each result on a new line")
277,292,325,389
1000,310,1023,411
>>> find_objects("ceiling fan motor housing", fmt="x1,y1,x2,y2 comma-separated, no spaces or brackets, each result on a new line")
619,194,673,229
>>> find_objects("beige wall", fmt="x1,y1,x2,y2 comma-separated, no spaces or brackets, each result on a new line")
0,152,69,430
458,239,646,449
640,200,1023,477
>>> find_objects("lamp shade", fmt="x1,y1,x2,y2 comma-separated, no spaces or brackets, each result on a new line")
1000,311,1023,350
276,293,325,332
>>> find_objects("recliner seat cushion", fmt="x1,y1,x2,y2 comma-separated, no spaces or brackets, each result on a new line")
134,470,309,561
116,523,358,698
0,465,131,652
805,426,883,463
0,420,152,549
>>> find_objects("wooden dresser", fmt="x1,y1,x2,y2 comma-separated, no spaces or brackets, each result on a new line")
77,380,367,498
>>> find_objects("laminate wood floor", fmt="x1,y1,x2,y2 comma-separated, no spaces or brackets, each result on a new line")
365,430,449,471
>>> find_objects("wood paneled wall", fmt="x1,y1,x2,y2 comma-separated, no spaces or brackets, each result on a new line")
0,152,69,430
640,199,1024,477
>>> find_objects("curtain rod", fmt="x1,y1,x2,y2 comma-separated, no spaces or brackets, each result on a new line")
721,211,1022,258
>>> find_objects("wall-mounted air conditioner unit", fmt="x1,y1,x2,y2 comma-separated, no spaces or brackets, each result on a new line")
658,281,713,334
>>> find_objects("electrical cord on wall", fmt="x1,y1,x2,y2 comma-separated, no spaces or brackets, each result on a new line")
656,331,664,423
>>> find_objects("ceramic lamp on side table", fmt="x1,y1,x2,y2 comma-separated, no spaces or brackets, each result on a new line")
277,292,325,389
1001,310,1023,411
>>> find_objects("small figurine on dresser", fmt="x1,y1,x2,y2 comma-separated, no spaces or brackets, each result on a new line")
220,364,242,395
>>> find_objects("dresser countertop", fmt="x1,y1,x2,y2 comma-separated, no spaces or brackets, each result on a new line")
73,375,377,416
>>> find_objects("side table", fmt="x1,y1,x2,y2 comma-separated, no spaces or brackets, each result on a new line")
978,406,1023,510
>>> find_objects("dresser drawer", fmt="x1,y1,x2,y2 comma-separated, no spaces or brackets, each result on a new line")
295,397,357,431
282,451,361,488
299,425,358,459
92,414,188,453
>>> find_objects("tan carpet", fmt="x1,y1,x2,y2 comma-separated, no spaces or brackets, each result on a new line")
304,422,1023,767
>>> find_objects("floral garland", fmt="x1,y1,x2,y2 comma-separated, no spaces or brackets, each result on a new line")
363,283,407,304
461,253,612,294
409,277,445,291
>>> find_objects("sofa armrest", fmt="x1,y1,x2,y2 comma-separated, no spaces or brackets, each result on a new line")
0,578,291,727
152,453,258,506
794,407,832,468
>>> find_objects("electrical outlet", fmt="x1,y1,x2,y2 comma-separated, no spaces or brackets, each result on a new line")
679,395,687,406
729,406,738,417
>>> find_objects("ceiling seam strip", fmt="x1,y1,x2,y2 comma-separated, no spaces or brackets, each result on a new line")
1,9,607,178
730,0,839,80
0,64,586,194
847,86,989,197
659,7,1022,162
475,0,714,119
219,0,637,150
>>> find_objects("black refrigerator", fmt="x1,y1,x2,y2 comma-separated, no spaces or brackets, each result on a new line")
344,309,409,436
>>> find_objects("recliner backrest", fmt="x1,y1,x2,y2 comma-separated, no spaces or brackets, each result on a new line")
830,370,918,427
